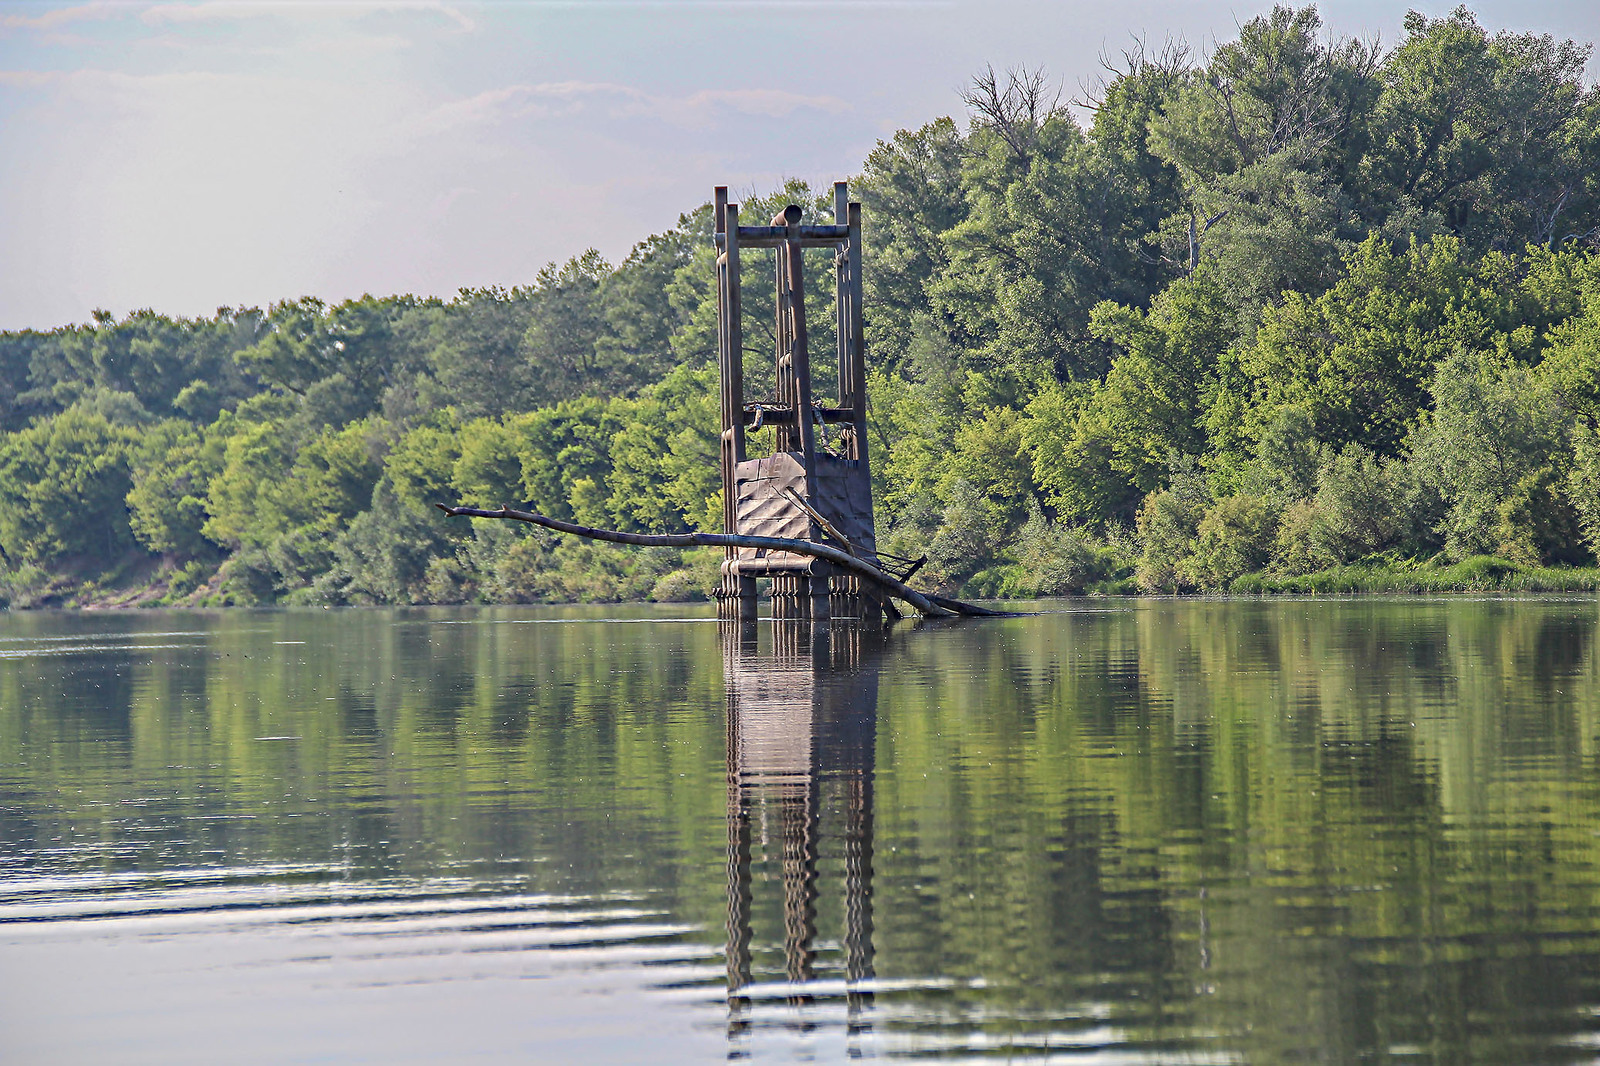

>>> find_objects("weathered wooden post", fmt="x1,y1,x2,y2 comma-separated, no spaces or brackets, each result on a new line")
714,181,881,625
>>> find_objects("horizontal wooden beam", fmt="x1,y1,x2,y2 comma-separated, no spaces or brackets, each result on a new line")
742,405,856,428
714,224,850,249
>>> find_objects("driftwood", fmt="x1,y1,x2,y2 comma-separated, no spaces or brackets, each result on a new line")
436,504,1008,619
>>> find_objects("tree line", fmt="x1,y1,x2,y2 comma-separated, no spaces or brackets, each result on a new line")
4,4,1600,607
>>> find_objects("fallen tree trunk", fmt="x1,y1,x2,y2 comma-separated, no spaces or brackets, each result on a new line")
436,503,1008,618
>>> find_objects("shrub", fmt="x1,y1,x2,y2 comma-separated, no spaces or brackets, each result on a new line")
1013,499,1098,594
1183,494,1276,588
1567,422,1600,559
1411,349,1565,561
1134,457,1211,592
1495,465,1588,566
924,479,1003,592
649,570,706,603
1312,444,1407,560
1136,490,1201,591
421,556,477,605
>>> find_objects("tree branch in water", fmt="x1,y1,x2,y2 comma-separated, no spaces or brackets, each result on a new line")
436,503,1008,618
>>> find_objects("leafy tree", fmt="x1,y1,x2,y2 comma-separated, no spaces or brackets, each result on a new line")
323,479,461,605
855,117,969,369
385,413,464,514
1538,288,1600,420
605,365,720,533
451,417,525,510
521,250,613,404
0,330,54,431
1028,273,1237,522
1144,6,1380,305
1304,443,1413,562
1148,6,1377,185
1244,235,1526,457
596,229,697,386
1362,7,1596,249
201,409,296,551
1411,349,1568,560
1567,422,1600,557
0,405,139,566
933,110,1151,381
424,287,541,419
239,296,434,425
506,397,628,521
126,419,224,559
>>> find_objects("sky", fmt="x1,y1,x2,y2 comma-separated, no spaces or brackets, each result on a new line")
1,0,1597,331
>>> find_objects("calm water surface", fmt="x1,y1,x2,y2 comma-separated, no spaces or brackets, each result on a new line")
3,599,1600,1063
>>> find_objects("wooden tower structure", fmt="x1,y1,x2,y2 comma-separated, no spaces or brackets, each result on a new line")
714,181,882,624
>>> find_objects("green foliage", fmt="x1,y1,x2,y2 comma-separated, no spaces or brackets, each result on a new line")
1309,444,1412,561
1134,459,1212,592
4,7,1600,606
1364,8,1597,246
605,365,720,533
1234,555,1600,594
1568,423,1600,559
1539,288,1600,420
1411,349,1567,561
506,397,628,521
126,419,222,559
0,405,139,566
1186,494,1277,588
857,117,969,369
1002,498,1131,595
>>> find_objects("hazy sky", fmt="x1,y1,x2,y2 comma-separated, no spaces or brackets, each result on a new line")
2,0,1596,331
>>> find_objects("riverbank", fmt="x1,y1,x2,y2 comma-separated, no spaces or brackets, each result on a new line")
1229,556,1600,595
6,551,1599,610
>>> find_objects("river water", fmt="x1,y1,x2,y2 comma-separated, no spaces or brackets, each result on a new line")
2,600,1599,1063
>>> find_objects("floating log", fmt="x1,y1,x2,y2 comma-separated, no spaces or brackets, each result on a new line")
435,503,1007,618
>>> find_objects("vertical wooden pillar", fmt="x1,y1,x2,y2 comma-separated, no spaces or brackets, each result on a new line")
773,206,817,512
810,568,832,622
716,188,749,621
845,200,868,478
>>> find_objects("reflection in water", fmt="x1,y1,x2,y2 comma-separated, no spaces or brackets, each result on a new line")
723,619,882,1058
8,602,1600,1062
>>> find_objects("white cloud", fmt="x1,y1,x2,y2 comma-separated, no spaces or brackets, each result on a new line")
415,79,850,136
0,2,124,32
0,71,61,87
139,1,475,32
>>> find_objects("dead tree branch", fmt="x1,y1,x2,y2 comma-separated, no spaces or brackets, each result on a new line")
437,503,1010,618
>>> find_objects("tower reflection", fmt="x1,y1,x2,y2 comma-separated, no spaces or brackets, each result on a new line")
723,619,884,1058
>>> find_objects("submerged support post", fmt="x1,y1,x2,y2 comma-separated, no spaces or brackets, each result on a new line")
736,574,757,623
810,566,832,623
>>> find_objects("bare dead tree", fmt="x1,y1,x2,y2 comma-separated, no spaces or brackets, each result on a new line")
961,64,1063,163
1076,34,1193,114
1136,202,1229,276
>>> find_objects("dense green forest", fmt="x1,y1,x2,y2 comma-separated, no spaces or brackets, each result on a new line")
5,4,1600,608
